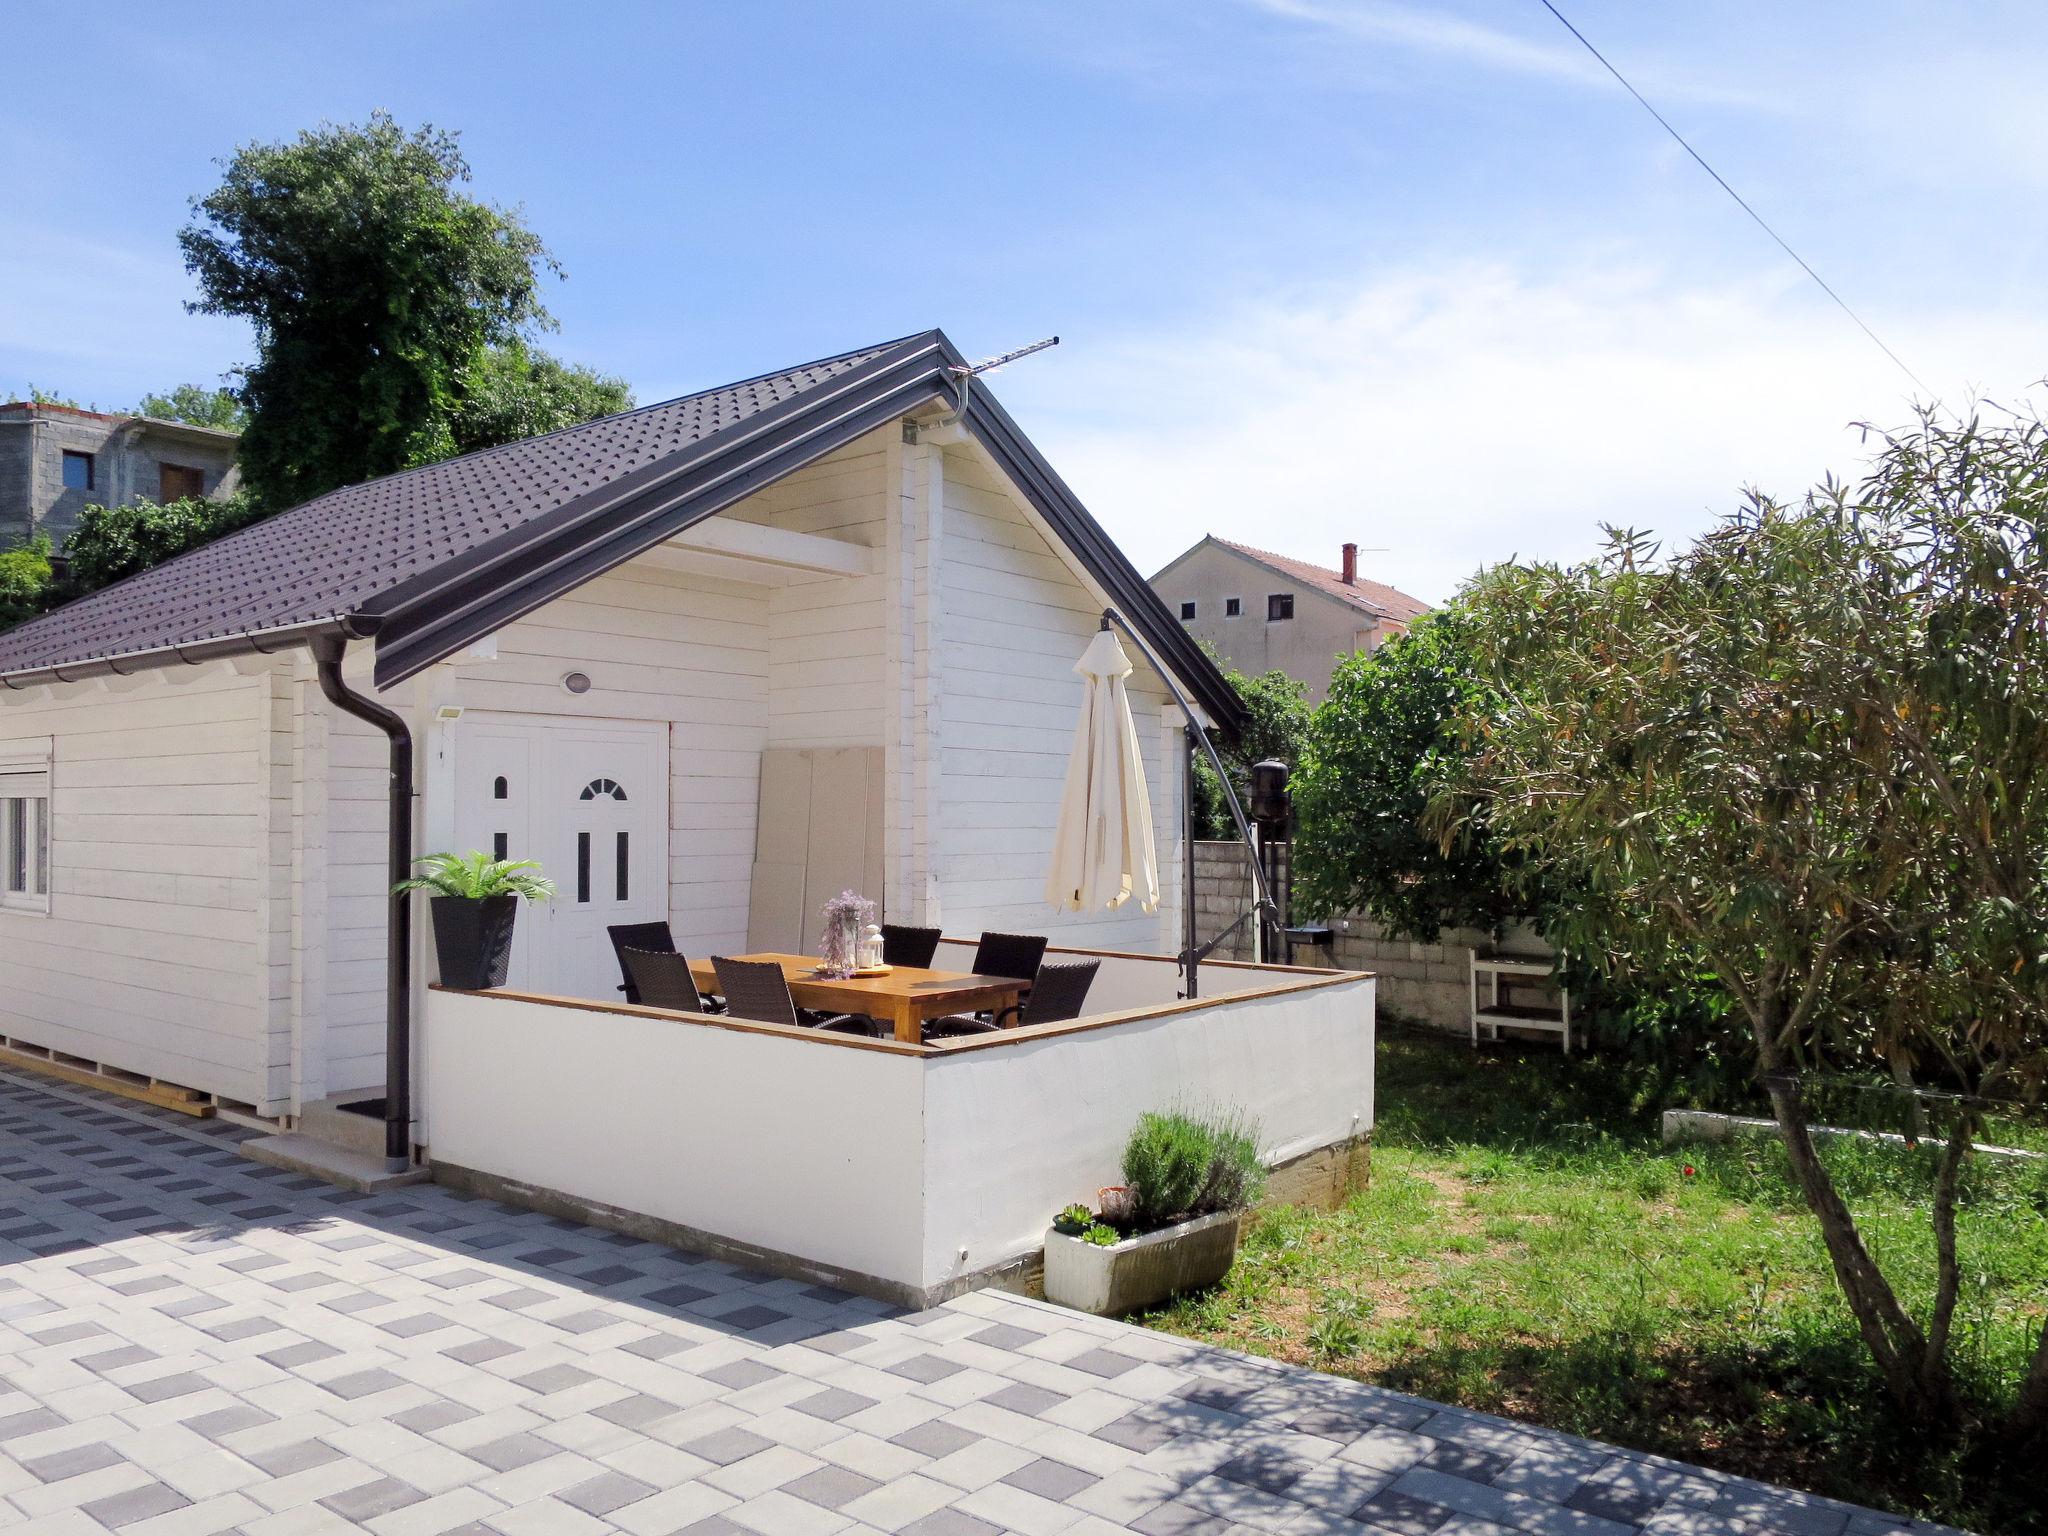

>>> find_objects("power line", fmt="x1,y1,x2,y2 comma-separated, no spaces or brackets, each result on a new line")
1535,0,1933,397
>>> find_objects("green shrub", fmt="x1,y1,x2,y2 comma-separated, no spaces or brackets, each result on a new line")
1122,1108,1266,1227
0,539,53,631
56,492,269,601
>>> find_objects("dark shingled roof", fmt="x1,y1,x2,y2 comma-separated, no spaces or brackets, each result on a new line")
0,334,904,681
0,328,1246,733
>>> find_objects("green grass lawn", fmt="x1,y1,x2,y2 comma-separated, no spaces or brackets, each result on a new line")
1140,1026,2048,1536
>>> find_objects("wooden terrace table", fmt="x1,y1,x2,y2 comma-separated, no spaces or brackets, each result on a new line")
688,952,1027,1045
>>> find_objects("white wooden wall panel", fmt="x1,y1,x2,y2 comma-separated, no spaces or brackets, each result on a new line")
754,440,890,754
0,667,275,1102
932,450,1182,953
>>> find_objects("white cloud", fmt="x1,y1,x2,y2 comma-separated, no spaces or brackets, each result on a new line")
1009,261,2046,605
1236,0,1776,110
1245,0,1604,86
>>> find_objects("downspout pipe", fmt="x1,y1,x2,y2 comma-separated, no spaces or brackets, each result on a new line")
310,632,414,1171
1099,609,1276,999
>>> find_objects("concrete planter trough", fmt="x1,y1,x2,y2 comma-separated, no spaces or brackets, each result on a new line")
1043,1209,1243,1316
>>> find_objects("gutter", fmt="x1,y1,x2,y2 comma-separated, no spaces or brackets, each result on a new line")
0,615,369,690
309,632,414,1172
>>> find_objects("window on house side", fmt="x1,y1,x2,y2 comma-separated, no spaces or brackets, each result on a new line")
1224,597,1242,617
61,451,93,492
159,463,205,501
1267,593,1295,622
0,763,51,913
1179,601,1196,621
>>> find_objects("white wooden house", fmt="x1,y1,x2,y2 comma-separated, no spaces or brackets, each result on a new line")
0,332,1374,1303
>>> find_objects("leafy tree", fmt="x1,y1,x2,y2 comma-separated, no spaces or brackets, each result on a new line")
1292,609,1521,939
179,112,560,509
5,387,83,409
55,494,268,601
1442,402,2048,1440
450,342,631,455
133,383,246,432
1193,664,1310,839
0,539,52,631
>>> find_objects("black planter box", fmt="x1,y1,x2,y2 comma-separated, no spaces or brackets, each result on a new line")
430,894,519,990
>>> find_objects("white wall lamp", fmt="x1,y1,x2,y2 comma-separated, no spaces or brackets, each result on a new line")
562,671,593,696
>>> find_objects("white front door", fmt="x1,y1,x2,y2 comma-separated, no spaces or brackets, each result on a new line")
453,713,669,999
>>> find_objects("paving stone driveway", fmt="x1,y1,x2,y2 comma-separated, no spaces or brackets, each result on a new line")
0,1071,1960,1536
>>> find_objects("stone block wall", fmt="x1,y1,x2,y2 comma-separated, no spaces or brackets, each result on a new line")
0,406,241,547
1192,840,1552,1035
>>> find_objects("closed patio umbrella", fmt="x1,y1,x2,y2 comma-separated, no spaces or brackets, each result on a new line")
1046,626,1159,913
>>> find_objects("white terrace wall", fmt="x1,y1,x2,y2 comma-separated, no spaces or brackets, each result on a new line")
422,966,1374,1304
0,663,289,1108
1192,839,1531,1033
919,973,1374,1291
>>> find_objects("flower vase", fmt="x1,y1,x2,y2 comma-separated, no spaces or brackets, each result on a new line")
820,911,859,978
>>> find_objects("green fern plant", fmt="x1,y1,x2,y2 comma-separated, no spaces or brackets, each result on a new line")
392,851,556,902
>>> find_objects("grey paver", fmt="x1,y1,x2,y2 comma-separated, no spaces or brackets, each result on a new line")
81,1479,191,1528
560,1468,658,1514
1004,1455,1100,1501
785,1462,885,1509
320,1475,426,1519
0,1068,1963,1536
23,1440,126,1482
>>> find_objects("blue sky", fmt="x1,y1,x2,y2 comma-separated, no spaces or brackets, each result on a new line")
4,1,2043,600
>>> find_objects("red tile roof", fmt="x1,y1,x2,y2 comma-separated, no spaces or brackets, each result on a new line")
1211,538,1431,624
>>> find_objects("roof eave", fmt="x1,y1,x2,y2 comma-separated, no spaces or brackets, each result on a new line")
0,614,374,691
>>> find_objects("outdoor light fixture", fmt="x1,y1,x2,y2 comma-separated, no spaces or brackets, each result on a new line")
561,671,593,695
1250,760,1291,828
433,705,464,723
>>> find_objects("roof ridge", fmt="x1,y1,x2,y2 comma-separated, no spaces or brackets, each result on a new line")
273,328,940,522
0,331,947,675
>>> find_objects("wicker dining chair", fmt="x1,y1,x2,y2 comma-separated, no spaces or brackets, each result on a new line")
711,956,878,1036
925,957,1101,1041
970,931,1047,983
620,948,708,1014
881,923,943,969
607,921,675,1004
994,958,1100,1027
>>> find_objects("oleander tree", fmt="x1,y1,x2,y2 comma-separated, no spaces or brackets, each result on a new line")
1440,401,2048,1438
1292,607,1524,940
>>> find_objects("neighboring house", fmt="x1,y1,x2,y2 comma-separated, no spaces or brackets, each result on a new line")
1151,534,1432,702
0,401,241,548
0,330,1374,1303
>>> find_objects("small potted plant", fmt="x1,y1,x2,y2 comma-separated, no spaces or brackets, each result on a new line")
394,851,556,991
1043,1108,1266,1316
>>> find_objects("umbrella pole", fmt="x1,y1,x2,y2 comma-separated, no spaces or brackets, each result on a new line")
1098,609,1277,998
1183,724,1199,1000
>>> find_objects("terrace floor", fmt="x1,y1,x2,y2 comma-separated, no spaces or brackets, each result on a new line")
0,1070,1956,1536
